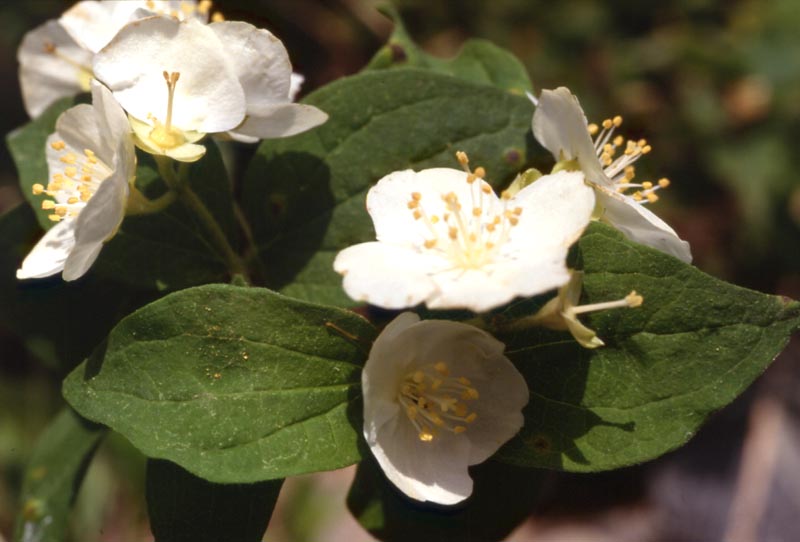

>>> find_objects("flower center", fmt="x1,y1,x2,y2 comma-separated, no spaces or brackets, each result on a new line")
407,152,522,270
145,0,219,20
32,141,110,222
397,361,479,442
147,71,187,150
43,41,93,91
587,116,671,204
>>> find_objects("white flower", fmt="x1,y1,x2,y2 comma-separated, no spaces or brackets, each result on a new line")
532,87,692,263
528,271,643,349
363,312,528,505
17,1,212,119
333,154,596,313
92,16,327,161
17,81,136,281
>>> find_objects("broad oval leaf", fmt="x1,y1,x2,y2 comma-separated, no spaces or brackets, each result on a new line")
495,222,800,471
242,68,535,306
63,284,376,483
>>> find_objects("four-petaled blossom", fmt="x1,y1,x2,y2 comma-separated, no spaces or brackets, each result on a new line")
528,271,643,349
334,155,596,313
17,0,213,119
363,312,529,505
93,16,327,161
532,87,692,263
17,81,136,281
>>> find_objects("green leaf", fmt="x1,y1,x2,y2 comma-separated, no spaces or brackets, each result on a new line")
7,97,78,231
63,284,376,483
12,408,105,542
495,222,800,471
367,4,533,94
347,456,546,542
92,143,239,290
146,459,282,542
0,204,156,371
243,68,535,306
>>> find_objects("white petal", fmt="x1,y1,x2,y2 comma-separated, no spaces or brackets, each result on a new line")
63,163,130,281
60,0,147,53
93,16,246,133
90,80,133,152
334,242,446,309
508,170,595,253
533,87,610,187
371,419,473,505
428,257,572,313
18,20,93,118
368,168,495,247
599,191,692,263
289,73,305,100
209,21,291,109
16,220,76,279
228,103,328,141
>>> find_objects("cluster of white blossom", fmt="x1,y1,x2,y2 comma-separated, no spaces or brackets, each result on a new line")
16,0,326,281
15,0,692,509
335,92,690,504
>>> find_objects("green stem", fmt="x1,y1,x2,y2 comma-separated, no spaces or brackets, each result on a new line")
156,157,251,284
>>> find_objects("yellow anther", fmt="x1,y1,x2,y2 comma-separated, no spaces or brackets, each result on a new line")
448,227,458,239
602,119,613,129
419,429,434,442
146,0,155,8
424,239,437,249
646,192,659,203
641,181,653,189
474,167,486,178
80,192,91,202
50,140,66,151
198,0,212,14
613,115,623,127
67,197,79,204
454,426,467,434
434,362,449,375
458,377,471,386
456,151,469,166
508,216,519,226
430,215,440,224
626,291,644,307
632,192,643,201
465,412,478,423
613,135,624,146
41,200,55,210
430,413,444,427
468,233,477,242
501,190,511,200
472,207,482,217
453,403,468,417
64,167,77,178
481,183,492,194
641,145,652,154
588,123,599,135
406,406,418,419
60,153,77,164
658,178,671,188
32,183,44,195
485,241,495,249
413,209,422,220
637,138,647,147
180,1,194,14
486,223,496,233
54,206,67,217
467,173,477,184
412,371,425,384
407,200,419,209
461,388,479,400
411,192,422,201
513,207,523,215
48,214,62,222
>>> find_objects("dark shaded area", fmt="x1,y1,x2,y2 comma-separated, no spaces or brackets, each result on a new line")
146,459,283,542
